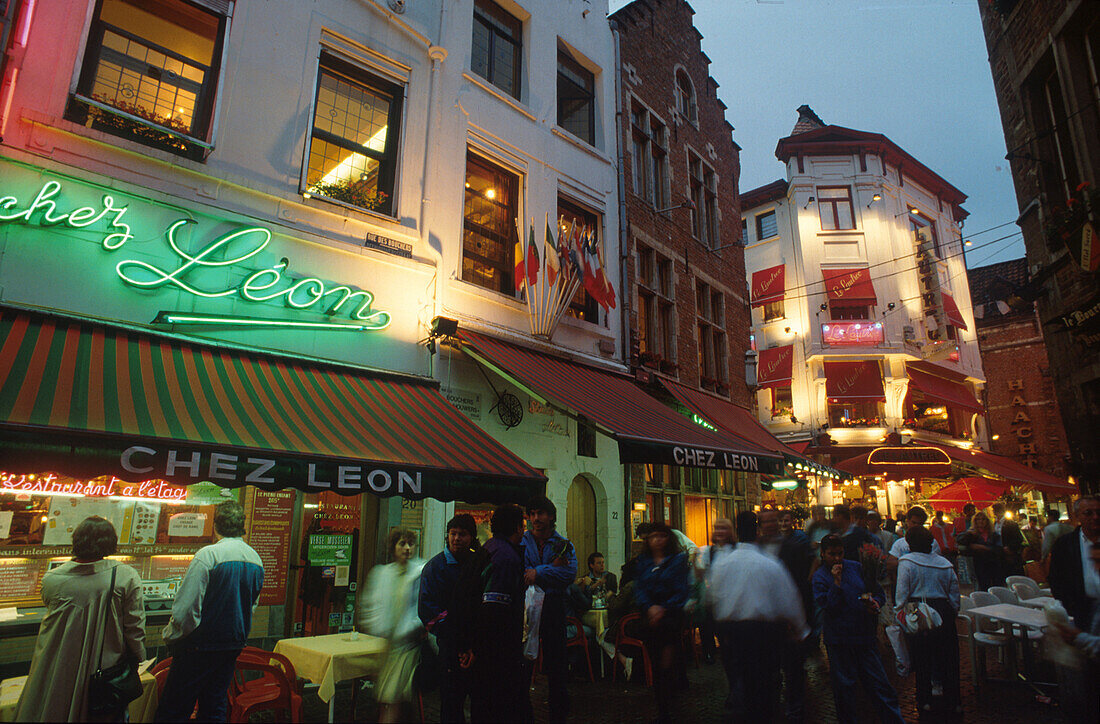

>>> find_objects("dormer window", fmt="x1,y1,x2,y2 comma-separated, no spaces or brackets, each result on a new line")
675,69,696,123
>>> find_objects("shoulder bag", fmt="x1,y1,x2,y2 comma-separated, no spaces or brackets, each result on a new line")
87,564,144,716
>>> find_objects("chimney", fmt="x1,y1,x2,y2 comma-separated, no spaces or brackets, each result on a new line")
791,104,825,135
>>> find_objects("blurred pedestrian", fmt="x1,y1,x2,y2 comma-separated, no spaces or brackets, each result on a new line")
419,514,479,723
1051,541,1100,724
157,501,263,723
633,522,690,724
930,510,958,567
888,507,940,560
1001,514,1026,579
779,509,809,545
521,496,577,724
1049,495,1100,629
813,534,904,724
806,505,832,549
957,512,1002,591
992,503,1007,534
710,512,807,722
620,522,652,587
1042,508,1073,560
1022,516,1043,563
835,504,878,561
895,526,961,717
464,504,526,723
867,512,896,553
696,519,735,670
952,504,976,538
17,516,145,722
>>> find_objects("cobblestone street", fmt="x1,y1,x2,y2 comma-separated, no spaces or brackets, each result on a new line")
306,629,1063,723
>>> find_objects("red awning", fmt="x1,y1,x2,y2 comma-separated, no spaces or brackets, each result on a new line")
659,379,799,458
457,331,784,474
942,293,968,331
926,477,1010,513
923,442,1076,494
836,446,953,479
824,360,885,401
751,264,786,307
905,363,983,413
757,345,794,389
823,267,878,305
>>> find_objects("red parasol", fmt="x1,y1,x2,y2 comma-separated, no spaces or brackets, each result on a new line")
925,477,1010,513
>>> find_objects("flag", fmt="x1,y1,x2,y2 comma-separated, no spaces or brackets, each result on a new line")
568,220,583,275
514,232,526,292
527,229,539,288
544,216,560,287
582,227,602,303
593,231,616,311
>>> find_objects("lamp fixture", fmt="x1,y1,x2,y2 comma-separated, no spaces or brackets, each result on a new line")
895,207,920,218
887,302,896,310
784,326,792,334
866,193,882,208
819,303,828,312
802,196,816,210
655,199,696,214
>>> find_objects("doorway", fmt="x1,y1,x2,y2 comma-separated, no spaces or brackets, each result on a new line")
567,475,598,572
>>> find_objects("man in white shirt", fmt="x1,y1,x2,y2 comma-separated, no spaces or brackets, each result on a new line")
888,506,941,560
695,518,734,667
1042,508,1073,559
709,512,807,722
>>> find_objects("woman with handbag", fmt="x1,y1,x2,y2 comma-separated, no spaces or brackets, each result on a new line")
16,516,146,722
894,525,961,717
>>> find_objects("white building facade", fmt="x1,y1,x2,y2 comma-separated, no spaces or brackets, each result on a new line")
741,107,987,513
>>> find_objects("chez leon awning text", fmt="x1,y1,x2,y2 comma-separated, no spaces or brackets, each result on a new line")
0,306,544,502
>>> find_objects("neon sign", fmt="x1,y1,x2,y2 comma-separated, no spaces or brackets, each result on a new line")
0,180,390,331
821,321,884,346
0,471,188,503
692,413,717,431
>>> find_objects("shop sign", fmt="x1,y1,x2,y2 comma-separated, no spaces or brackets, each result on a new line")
442,386,482,420
821,321,884,345
0,471,187,502
0,179,390,331
308,533,354,566
618,440,782,475
866,447,951,465
363,231,412,259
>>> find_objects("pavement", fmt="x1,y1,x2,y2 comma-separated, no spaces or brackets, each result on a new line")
303,627,1067,723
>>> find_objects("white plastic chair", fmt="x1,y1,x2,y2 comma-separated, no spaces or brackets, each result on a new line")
1006,576,1052,599
957,595,1014,686
989,586,1019,605
970,590,1001,608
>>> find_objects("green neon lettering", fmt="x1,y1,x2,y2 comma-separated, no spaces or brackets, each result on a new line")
100,195,134,249
65,205,101,226
285,277,325,308
163,314,372,330
240,262,288,302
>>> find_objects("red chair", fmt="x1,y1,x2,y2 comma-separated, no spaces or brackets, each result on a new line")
229,649,303,723
611,613,653,686
150,658,198,720
566,616,596,682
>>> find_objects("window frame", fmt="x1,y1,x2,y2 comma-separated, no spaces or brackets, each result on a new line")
756,210,778,240
471,0,523,99
695,279,727,390
302,52,404,217
557,48,596,146
558,196,601,324
461,151,522,296
636,244,676,367
816,186,855,231
909,213,941,259
675,68,697,124
763,300,785,322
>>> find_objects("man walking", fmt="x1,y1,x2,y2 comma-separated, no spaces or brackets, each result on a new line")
1050,495,1100,629
420,514,479,723
835,504,879,560
521,496,577,724
156,501,264,722
695,518,735,670
813,535,904,724
708,512,807,722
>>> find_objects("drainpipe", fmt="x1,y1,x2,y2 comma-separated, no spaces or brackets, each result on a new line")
612,25,629,368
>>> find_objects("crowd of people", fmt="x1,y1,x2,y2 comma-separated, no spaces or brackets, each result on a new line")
10,493,1100,723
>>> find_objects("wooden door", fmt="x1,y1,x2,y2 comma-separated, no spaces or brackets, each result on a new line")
566,476,597,571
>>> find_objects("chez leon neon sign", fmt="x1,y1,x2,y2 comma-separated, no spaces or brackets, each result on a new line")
0,471,188,503
0,180,390,331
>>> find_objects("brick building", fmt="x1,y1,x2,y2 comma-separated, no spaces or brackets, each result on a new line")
977,0,1100,493
611,0,767,544
969,258,1071,481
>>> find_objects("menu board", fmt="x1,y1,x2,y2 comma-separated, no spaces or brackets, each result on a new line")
42,497,127,545
247,489,296,606
0,558,45,600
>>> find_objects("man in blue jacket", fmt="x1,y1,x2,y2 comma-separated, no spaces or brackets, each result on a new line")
521,496,577,724
419,514,478,723
156,500,264,722
812,534,903,724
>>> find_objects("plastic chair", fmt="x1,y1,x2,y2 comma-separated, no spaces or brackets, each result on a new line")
957,596,1013,687
1006,576,1051,599
151,658,173,698
969,590,1000,608
612,613,653,686
989,586,1019,605
229,649,303,723
565,616,596,682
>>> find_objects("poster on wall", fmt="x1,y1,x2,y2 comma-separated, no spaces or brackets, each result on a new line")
247,489,295,607
0,558,44,600
308,534,354,566
167,512,207,537
43,497,127,545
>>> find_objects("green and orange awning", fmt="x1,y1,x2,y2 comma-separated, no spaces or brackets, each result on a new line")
0,306,544,502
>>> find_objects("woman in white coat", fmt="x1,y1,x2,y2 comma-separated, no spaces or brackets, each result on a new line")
359,527,426,724
16,516,146,722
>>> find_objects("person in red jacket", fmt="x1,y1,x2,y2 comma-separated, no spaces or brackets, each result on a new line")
930,510,958,567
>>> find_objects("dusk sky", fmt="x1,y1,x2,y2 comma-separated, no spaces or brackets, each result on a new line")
608,0,1024,268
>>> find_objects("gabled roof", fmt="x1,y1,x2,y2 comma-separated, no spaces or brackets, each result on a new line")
775,122,968,217
968,257,1031,321
740,179,788,211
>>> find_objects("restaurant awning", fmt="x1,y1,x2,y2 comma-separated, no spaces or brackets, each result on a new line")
751,264,786,307
757,345,794,389
922,442,1076,495
0,306,545,502
824,360,885,401
942,293,969,331
457,331,783,475
926,477,1009,513
905,362,983,413
659,379,843,478
836,446,954,479
823,267,878,305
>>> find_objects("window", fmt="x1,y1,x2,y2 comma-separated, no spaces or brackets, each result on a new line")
462,153,520,294
558,197,600,323
771,385,794,419
817,186,855,230
577,415,597,458
756,210,778,239
637,244,675,369
471,0,522,99
763,300,785,321
827,400,884,428
830,305,869,321
1027,58,1081,206
65,0,226,160
304,54,403,216
688,153,718,246
557,48,595,145
910,214,941,259
630,102,669,208
675,69,696,123
740,217,748,244
696,280,727,392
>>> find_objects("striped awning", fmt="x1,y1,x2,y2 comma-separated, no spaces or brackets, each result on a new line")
457,331,783,475
0,307,544,502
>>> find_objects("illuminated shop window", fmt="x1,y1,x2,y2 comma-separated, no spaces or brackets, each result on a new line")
65,0,226,159
304,54,403,216
462,152,520,294
558,197,601,323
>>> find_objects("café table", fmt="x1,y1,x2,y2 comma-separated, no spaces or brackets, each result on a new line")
273,632,386,723
969,603,1054,693
0,670,157,722
582,607,609,639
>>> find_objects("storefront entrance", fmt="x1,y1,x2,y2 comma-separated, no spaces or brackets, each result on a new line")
566,475,597,570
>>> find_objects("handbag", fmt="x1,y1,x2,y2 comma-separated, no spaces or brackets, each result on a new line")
897,599,943,635
87,565,143,716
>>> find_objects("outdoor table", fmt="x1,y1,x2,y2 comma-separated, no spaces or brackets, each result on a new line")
0,670,157,722
273,632,386,722
583,607,609,639
969,603,1053,693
